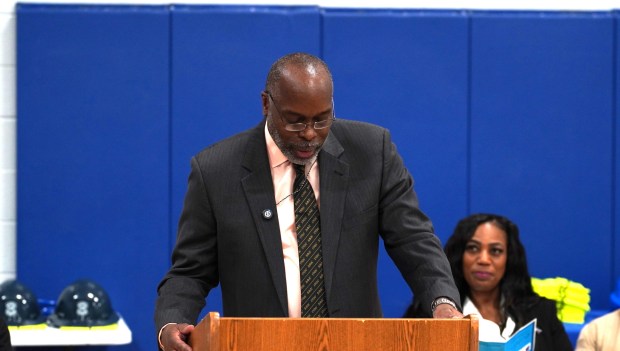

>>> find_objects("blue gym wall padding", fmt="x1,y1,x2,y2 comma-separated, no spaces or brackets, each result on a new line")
469,11,615,308
15,4,620,351
614,10,620,300
17,5,170,351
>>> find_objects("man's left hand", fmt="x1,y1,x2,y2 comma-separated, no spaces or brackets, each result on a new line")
432,304,464,318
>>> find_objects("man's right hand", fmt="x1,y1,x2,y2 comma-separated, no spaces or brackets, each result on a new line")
160,323,195,351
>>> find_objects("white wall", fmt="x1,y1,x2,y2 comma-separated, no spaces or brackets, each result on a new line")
6,0,620,9
0,1,16,284
1,0,619,283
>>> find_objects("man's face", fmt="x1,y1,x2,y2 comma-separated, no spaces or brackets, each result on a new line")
263,66,334,165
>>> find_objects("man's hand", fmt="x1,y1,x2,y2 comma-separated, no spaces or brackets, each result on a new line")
160,323,195,351
432,304,464,319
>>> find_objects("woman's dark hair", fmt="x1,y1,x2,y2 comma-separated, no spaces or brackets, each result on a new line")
404,213,540,330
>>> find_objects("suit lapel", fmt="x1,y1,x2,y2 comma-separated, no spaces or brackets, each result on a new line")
240,123,349,315
240,122,289,316
318,132,349,301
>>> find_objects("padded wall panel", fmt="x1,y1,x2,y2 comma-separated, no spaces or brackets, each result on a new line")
470,12,614,309
16,5,170,350
615,10,620,294
16,6,620,346
323,10,469,316
170,5,321,314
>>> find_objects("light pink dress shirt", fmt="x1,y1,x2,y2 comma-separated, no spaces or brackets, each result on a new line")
264,125,320,318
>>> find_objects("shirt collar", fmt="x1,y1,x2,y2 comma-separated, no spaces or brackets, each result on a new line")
463,296,516,341
265,122,289,169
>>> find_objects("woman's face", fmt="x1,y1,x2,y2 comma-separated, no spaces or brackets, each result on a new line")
462,222,508,294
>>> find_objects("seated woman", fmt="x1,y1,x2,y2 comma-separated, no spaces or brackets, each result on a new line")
575,308,620,351
404,213,572,350
575,276,620,351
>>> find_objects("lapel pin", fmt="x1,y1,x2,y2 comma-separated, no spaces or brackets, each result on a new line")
262,209,273,220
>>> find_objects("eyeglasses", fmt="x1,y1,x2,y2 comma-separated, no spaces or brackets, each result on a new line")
266,92,335,132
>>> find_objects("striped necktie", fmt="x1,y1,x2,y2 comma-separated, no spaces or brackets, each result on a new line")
293,163,328,317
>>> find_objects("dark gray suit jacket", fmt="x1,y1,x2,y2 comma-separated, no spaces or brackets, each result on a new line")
155,118,460,331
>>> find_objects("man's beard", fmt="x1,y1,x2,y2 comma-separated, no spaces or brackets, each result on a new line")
267,116,322,165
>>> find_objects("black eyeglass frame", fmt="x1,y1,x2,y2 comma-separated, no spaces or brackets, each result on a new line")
266,91,336,132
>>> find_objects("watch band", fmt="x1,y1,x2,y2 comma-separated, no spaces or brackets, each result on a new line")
430,297,457,314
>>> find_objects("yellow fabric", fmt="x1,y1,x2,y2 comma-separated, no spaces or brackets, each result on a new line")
532,277,590,296
59,323,119,330
532,277,591,323
559,305,588,324
7,323,47,330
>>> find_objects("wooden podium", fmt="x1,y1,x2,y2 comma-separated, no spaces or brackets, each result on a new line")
189,312,478,351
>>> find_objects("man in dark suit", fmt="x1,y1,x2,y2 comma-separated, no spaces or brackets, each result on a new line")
155,52,462,351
